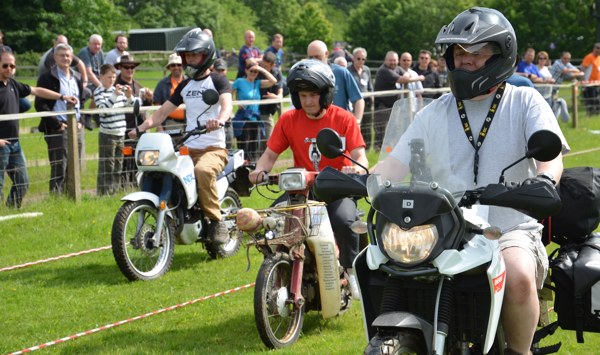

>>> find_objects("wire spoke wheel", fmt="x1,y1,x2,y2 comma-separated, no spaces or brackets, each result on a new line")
207,188,243,259
254,253,304,349
364,330,426,355
111,200,174,281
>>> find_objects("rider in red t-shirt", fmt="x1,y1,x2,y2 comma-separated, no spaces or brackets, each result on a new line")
250,59,368,299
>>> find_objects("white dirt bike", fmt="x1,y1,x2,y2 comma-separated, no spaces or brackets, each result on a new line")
111,90,245,281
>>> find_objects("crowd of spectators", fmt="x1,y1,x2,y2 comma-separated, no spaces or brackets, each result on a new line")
0,26,594,207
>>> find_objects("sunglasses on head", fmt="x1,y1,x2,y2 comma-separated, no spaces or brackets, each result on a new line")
2,63,16,69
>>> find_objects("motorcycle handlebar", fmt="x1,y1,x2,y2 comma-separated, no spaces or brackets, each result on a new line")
173,123,226,150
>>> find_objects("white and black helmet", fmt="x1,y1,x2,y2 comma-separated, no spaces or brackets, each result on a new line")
287,59,336,111
174,28,216,79
435,7,517,99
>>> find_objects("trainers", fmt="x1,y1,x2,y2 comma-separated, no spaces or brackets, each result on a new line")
208,220,229,244
347,268,361,301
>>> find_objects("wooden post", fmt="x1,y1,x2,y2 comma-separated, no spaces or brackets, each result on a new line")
571,83,578,129
66,103,81,201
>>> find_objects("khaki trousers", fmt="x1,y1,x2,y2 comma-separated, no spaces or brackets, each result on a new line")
188,146,228,221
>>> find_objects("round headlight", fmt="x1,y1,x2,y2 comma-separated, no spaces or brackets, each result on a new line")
137,150,160,166
381,223,439,265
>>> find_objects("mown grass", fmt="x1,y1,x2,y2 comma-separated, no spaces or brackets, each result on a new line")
2,76,600,353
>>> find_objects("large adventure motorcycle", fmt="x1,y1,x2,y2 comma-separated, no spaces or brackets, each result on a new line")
313,97,566,354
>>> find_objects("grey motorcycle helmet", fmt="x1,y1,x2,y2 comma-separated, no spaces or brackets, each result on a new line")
174,28,216,79
435,7,517,100
287,59,336,111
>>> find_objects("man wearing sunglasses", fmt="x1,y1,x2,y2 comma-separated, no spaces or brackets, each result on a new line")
115,55,153,188
153,53,188,132
0,49,78,207
348,47,374,150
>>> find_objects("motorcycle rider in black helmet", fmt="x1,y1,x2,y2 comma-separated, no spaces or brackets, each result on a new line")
129,28,234,245
374,8,569,354
249,59,369,300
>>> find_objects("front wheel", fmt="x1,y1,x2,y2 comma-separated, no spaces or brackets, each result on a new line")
206,188,243,259
254,253,305,349
111,200,175,281
364,330,426,355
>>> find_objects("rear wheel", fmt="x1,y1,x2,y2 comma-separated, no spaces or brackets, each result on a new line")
206,188,242,259
111,200,175,281
254,253,305,349
364,330,426,355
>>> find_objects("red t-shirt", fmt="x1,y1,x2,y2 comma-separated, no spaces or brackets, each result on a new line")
268,105,365,171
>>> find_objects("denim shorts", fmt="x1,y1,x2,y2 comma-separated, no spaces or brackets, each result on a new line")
499,229,548,289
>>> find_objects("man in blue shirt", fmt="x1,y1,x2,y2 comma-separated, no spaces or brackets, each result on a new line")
307,40,364,123
264,34,284,70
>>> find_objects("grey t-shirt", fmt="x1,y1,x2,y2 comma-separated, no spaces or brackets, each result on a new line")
391,84,569,231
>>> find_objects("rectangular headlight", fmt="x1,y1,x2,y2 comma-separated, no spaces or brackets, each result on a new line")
137,150,160,166
381,223,439,265
279,169,307,191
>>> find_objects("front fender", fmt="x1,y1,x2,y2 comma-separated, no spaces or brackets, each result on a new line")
121,191,160,207
372,312,433,353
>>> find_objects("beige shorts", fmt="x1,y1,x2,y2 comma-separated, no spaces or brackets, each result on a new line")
498,229,548,289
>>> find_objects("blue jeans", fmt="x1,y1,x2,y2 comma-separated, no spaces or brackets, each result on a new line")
0,140,29,208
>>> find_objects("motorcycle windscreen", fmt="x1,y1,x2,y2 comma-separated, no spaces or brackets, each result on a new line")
368,96,468,201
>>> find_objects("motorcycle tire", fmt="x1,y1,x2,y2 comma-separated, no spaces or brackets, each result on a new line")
254,252,305,349
111,200,175,281
206,188,243,259
364,330,426,355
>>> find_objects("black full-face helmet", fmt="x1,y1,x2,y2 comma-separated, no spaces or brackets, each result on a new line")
174,28,216,79
435,7,517,99
287,59,336,111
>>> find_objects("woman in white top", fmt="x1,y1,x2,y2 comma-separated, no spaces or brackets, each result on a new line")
536,51,569,122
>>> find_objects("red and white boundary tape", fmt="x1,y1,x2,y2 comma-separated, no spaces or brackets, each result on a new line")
8,282,255,355
0,212,43,222
0,245,112,273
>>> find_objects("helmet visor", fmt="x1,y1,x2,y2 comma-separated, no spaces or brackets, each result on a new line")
440,42,501,56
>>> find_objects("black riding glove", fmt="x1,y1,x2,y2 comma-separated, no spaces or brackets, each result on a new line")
522,174,556,188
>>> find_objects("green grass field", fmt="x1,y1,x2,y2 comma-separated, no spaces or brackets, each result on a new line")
1,74,600,353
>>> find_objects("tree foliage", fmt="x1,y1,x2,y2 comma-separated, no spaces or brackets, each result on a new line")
489,0,595,59
2,0,126,52
285,2,334,55
1,0,598,64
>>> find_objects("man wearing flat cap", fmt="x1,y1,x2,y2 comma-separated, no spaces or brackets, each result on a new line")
115,54,153,187
213,58,228,75
153,53,188,131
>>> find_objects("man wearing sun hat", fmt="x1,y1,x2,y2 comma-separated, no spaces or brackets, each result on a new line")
153,53,188,131
114,54,154,187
